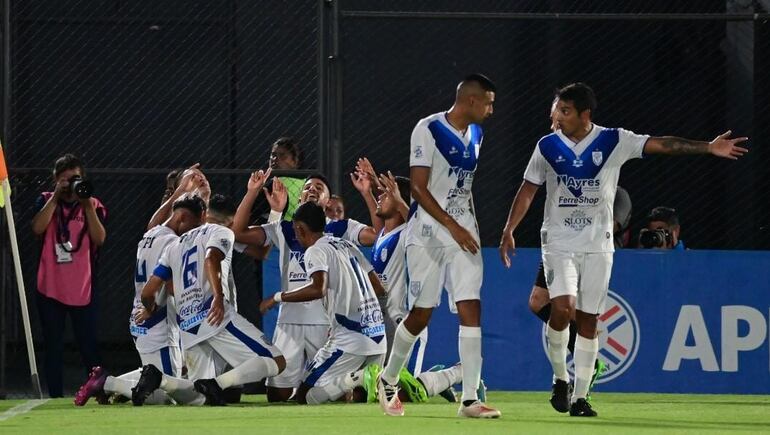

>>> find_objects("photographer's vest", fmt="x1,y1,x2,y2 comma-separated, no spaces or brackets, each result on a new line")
36,192,106,306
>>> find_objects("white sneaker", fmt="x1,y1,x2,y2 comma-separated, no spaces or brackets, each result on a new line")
458,400,501,418
377,374,404,416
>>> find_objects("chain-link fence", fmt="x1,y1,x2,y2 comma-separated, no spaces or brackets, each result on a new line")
2,0,770,397
336,0,770,251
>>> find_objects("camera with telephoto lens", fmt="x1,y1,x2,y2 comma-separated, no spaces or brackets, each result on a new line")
638,228,672,249
68,175,93,199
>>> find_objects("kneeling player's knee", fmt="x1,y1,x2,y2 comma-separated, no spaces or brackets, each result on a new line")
274,355,287,374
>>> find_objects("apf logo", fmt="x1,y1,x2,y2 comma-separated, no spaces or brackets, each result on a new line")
541,290,640,384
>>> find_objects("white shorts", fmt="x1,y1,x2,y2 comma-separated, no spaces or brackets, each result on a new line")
542,251,613,314
303,342,384,387
406,244,483,310
266,323,329,388
139,346,183,377
184,313,282,381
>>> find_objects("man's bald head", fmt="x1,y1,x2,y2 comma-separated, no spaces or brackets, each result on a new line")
456,73,496,102
454,73,496,124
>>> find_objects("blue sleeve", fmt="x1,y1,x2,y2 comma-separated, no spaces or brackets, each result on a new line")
153,264,172,281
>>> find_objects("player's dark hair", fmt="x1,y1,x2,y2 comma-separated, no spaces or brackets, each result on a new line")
53,153,84,178
647,206,680,227
556,82,597,115
464,73,496,93
172,194,206,217
294,202,326,233
394,176,411,204
304,173,330,189
208,193,237,217
272,136,304,169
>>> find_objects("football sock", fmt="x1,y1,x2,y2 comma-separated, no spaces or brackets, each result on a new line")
343,369,365,390
160,375,205,405
305,378,347,405
573,335,599,401
104,375,134,398
216,357,279,389
547,325,570,382
382,322,419,385
459,326,482,402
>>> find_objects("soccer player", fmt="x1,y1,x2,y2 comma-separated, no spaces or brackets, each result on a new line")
74,171,207,406
134,188,286,406
232,171,378,402
259,202,386,404
377,73,501,418
499,82,748,416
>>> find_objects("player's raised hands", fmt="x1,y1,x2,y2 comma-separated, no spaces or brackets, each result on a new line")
356,157,381,190
378,171,407,206
176,163,203,194
709,130,749,160
499,231,516,268
207,296,225,327
247,167,272,192
350,169,372,194
264,176,288,212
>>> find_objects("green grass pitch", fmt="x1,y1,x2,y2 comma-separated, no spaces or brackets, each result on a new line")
1,392,769,434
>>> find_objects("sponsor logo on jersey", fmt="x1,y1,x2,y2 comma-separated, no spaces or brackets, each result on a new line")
542,290,640,384
564,209,593,231
558,195,600,207
572,158,583,168
447,166,475,188
556,155,566,163
449,146,458,155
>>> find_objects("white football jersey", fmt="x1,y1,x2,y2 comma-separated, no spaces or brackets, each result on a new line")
371,224,408,322
130,225,180,353
304,236,386,355
155,223,235,349
262,218,367,325
406,112,482,247
524,124,648,253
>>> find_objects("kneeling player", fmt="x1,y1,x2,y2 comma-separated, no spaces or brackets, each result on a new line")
260,202,385,405
135,188,286,406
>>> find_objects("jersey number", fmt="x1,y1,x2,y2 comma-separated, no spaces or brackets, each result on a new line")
135,259,147,283
182,246,198,288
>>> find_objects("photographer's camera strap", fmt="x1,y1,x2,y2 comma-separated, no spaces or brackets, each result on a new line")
55,202,88,253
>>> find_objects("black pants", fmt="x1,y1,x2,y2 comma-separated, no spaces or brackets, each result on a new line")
36,292,101,397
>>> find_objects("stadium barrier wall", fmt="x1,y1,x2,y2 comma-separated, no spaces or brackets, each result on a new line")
263,247,770,394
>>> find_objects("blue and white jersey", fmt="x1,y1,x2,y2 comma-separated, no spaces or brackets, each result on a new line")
304,236,386,355
130,225,180,354
262,217,367,325
406,112,482,247
155,223,235,349
524,124,648,253
371,224,408,322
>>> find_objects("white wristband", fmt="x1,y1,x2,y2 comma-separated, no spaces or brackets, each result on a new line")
273,292,283,303
268,209,283,223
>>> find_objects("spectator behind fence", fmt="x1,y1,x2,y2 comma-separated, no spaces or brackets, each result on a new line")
613,186,632,248
30,154,107,397
638,206,684,249
325,194,345,221
267,136,304,221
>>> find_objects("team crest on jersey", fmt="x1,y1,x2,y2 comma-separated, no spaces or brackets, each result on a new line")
414,146,423,158
220,239,230,251
541,290,640,384
380,248,388,262
592,150,603,166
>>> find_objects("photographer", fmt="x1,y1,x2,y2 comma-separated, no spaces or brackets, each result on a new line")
638,206,685,250
31,154,106,397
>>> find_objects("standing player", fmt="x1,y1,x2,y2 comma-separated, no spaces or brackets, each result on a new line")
259,202,385,404
377,74,500,418
134,189,286,406
499,82,748,416
232,172,377,402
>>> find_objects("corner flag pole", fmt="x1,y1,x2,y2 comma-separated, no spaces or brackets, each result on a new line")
0,144,42,398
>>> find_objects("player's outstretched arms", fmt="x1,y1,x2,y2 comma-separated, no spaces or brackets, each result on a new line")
411,166,479,254
644,131,748,160
351,157,384,234
499,180,540,268
233,169,272,246
378,171,409,222
264,176,287,216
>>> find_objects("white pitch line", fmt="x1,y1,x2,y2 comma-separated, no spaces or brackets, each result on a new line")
0,399,49,422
